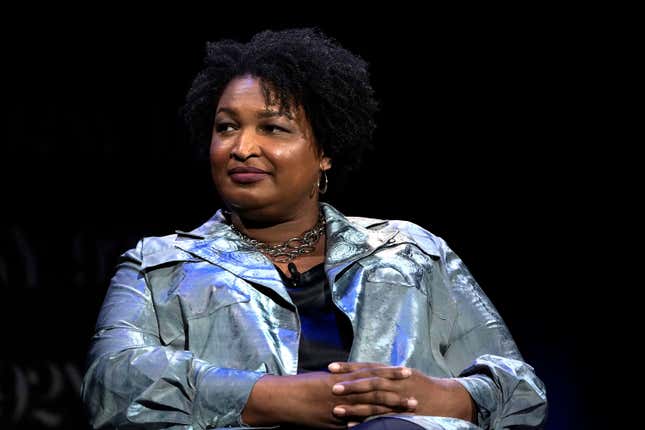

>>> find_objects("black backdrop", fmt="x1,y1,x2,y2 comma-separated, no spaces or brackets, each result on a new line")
1,9,616,430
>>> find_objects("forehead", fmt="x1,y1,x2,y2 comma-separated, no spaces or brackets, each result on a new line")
217,75,301,120
218,75,264,101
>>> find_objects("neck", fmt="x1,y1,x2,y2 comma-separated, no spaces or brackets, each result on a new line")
227,202,323,245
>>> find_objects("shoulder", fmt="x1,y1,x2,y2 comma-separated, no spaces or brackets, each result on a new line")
118,210,228,267
120,233,196,270
348,215,447,260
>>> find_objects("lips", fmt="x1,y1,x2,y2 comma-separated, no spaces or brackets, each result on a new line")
228,166,268,174
228,166,270,184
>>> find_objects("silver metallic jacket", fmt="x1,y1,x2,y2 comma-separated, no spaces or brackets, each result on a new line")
81,202,547,430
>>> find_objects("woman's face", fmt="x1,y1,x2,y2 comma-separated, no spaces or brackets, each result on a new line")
210,75,331,218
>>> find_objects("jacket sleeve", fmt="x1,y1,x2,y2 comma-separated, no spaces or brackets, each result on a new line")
435,239,548,429
80,239,265,429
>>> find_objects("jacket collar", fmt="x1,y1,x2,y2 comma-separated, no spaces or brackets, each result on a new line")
321,202,399,279
173,202,398,303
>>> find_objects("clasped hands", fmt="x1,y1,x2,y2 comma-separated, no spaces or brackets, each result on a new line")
242,361,475,429
327,362,473,427
327,361,421,427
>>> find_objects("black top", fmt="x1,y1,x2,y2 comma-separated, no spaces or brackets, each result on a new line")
275,262,353,373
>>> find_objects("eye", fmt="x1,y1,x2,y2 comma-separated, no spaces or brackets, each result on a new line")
215,122,236,133
262,124,289,134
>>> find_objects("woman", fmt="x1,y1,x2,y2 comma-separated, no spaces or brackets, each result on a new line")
81,28,547,430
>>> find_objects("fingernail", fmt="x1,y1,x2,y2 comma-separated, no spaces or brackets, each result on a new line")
333,406,346,416
332,384,345,394
407,398,418,408
328,363,341,371
401,367,412,377
348,422,358,428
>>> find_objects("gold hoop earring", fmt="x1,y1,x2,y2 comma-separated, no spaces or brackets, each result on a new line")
318,170,328,194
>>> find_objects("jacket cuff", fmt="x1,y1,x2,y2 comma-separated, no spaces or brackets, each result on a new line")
453,374,497,430
193,365,265,429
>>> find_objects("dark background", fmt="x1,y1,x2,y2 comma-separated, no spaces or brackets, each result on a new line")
1,8,622,429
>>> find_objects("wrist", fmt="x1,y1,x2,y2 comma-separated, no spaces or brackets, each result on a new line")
242,374,292,426
445,378,477,423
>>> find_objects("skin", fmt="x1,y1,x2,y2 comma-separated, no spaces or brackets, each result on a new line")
210,75,476,428
328,362,476,426
210,74,330,274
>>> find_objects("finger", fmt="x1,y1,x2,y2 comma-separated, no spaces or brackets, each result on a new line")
332,369,412,394
347,390,404,408
352,366,411,380
341,392,418,410
333,403,404,419
328,361,386,373
333,376,390,395
347,422,361,428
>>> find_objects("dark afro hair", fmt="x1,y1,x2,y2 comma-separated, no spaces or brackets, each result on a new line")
181,27,379,192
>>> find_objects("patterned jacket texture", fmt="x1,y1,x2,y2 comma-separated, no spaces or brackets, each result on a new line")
81,202,547,429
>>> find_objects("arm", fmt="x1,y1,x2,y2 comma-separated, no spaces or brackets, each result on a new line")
80,240,264,429
437,240,548,429
242,368,416,428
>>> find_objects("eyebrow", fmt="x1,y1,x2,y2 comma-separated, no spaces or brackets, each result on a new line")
216,107,294,120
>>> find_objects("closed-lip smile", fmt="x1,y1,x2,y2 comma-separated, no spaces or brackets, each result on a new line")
228,166,270,184
228,166,269,174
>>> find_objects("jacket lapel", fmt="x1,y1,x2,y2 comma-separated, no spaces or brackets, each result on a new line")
174,216,292,305
321,202,398,281
320,203,399,331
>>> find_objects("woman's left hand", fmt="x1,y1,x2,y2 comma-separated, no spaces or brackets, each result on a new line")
328,362,476,424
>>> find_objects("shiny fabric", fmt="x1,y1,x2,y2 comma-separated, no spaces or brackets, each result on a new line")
81,202,547,429
348,417,425,430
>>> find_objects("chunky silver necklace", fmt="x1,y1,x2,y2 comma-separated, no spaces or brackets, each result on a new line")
228,211,326,263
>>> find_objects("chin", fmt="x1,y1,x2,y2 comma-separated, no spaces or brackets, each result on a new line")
219,189,273,212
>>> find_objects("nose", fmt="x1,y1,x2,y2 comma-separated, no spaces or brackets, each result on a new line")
230,128,260,160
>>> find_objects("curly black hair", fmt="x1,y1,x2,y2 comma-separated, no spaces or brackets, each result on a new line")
181,27,379,192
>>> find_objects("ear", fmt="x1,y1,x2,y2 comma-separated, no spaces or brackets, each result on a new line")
320,155,332,171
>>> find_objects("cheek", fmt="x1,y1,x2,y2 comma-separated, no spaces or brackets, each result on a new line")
209,140,228,171
272,147,319,181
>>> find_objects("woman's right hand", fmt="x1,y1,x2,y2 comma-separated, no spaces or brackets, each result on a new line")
241,366,416,429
